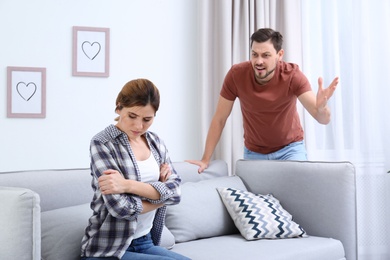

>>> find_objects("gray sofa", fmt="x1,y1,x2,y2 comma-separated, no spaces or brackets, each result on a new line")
0,159,357,260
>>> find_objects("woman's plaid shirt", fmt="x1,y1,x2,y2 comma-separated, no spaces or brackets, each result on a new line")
80,125,182,258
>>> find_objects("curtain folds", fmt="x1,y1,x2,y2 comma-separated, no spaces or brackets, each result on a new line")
301,1,390,259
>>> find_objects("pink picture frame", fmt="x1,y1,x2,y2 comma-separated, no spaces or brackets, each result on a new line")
7,66,47,118
72,26,110,77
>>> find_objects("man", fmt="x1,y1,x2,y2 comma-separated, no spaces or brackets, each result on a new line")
187,28,339,173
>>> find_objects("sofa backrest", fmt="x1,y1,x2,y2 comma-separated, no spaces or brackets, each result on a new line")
0,160,229,212
173,159,228,183
0,168,92,212
235,159,357,260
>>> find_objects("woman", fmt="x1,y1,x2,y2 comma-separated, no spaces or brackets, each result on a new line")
80,79,189,260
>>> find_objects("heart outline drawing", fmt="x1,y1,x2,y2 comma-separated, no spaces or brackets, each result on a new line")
81,41,101,60
16,82,37,101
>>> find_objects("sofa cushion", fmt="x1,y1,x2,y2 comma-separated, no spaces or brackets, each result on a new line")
160,225,176,249
170,234,345,260
165,176,246,243
217,187,307,240
41,203,91,260
41,203,175,260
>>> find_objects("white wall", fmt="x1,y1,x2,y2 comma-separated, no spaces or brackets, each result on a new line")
0,0,201,171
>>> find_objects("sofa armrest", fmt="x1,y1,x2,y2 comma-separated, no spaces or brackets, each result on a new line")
0,187,41,260
235,160,357,260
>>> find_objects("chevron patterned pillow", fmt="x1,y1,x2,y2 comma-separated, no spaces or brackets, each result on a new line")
217,187,307,240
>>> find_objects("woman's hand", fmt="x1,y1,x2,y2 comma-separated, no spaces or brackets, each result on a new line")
98,169,128,195
159,163,171,182
99,169,161,200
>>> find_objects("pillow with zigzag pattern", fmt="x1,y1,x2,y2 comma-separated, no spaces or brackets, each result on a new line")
217,187,308,240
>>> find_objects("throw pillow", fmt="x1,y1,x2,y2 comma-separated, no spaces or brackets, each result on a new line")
216,187,307,240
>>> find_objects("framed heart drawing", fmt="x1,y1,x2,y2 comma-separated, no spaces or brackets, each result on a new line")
72,26,110,77
7,66,46,118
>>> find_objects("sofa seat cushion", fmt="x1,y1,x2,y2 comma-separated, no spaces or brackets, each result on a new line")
165,176,246,242
170,234,345,260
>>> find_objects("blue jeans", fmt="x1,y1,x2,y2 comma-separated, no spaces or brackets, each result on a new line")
81,233,191,260
244,141,307,161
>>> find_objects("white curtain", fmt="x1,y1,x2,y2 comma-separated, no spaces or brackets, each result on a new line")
198,0,390,259
197,0,302,174
301,0,390,259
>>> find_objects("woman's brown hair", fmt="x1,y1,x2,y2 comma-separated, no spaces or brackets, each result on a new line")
115,79,160,120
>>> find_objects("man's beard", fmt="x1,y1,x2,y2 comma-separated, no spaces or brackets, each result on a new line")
258,67,276,79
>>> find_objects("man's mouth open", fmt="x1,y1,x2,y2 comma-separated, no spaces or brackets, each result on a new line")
255,66,266,74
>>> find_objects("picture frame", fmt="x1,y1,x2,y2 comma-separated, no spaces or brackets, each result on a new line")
72,26,110,77
7,66,46,118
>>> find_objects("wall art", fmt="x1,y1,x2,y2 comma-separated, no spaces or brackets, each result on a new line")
7,66,46,118
72,26,110,77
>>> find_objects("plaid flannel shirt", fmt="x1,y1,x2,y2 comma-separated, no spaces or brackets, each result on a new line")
80,125,181,258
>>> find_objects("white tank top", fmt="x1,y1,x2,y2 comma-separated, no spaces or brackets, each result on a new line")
133,153,159,239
